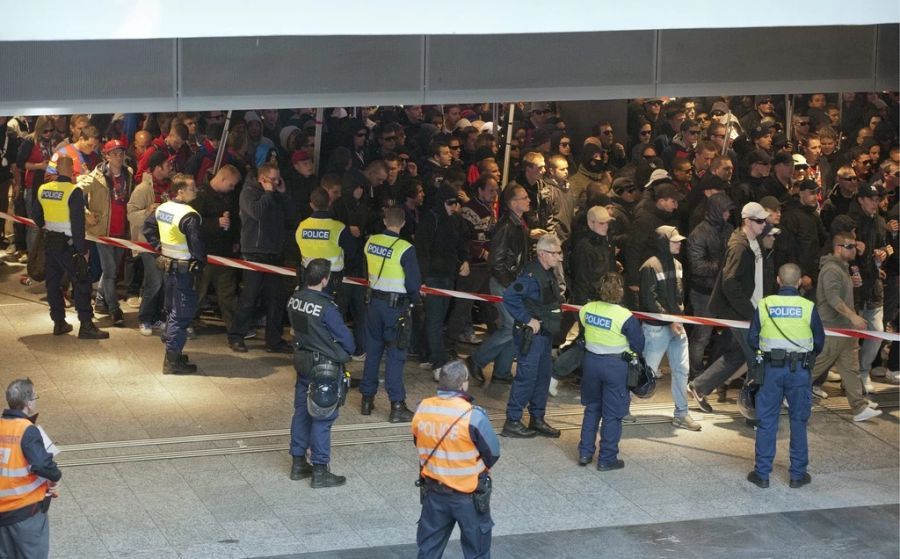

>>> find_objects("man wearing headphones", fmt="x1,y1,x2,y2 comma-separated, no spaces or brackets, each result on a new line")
286,258,355,488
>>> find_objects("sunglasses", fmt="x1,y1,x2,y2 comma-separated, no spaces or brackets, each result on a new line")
749,218,767,224
838,243,857,250
444,199,460,205
559,142,571,147
759,99,773,104
639,130,651,136
449,145,462,150
795,164,809,170
711,134,725,139
601,130,614,135
839,175,859,181
687,129,700,134
711,111,725,117
797,121,810,127
382,136,397,142
541,249,563,256
42,129,53,134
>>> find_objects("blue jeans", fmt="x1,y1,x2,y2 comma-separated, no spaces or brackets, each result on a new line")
472,278,515,379
754,364,812,479
138,253,163,324
424,276,454,369
579,353,630,465
858,306,884,376
642,323,690,418
96,244,125,312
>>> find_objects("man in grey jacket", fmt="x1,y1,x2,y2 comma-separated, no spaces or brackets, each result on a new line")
809,232,881,422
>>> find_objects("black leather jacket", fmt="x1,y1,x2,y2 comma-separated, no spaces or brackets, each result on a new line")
489,211,529,287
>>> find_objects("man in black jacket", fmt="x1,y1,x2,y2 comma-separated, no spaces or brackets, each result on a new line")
417,185,471,376
686,193,735,379
227,162,296,353
689,202,770,412
775,180,827,297
624,182,681,308
191,164,240,330
467,185,530,384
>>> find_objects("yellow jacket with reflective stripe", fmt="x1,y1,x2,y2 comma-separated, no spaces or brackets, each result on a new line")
296,217,345,271
156,201,200,260
0,418,47,513
365,233,411,293
412,396,484,494
758,294,814,352
580,301,633,354
37,180,80,236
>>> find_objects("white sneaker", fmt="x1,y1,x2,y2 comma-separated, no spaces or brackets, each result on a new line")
548,377,559,397
853,407,882,422
432,368,441,382
126,296,141,309
811,386,828,399
139,322,153,336
826,371,841,382
187,327,197,339
870,366,887,378
243,330,257,340
862,379,875,393
867,400,879,409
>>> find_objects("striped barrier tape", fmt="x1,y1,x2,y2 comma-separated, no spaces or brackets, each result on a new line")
2,210,897,342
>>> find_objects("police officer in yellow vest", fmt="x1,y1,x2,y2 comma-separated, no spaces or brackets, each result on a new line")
577,273,645,470
747,263,825,489
360,207,422,422
143,174,206,375
295,187,352,295
32,156,109,339
412,360,500,559
0,379,62,559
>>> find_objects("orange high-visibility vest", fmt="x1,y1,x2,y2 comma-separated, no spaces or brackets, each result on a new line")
0,418,47,513
412,396,485,494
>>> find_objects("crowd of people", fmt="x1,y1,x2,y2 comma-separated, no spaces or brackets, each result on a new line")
0,92,898,559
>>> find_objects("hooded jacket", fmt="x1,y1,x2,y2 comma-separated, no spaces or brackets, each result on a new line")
639,234,684,325
687,193,735,294
708,228,767,321
776,197,827,283
625,202,677,287
333,175,376,276
416,187,471,279
815,253,855,328
847,200,886,307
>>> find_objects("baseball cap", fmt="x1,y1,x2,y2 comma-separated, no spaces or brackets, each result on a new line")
589,206,616,223
741,202,770,220
656,225,686,242
762,224,781,237
611,177,636,194
710,101,729,115
792,154,808,168
796,179,820,192
771,133,789,148
755,95,774,106
102,139,126,153
758,196,782,211
645,168,672,189
746,149,772,166
772,152,793,167
857,183,883,198
750,125,771,140
291,150,311,164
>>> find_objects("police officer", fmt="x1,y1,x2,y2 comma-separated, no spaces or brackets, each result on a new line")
295,187,353,295
286,258,355,488
360,207,422,422
413,360,500,559
0,379,62,559
143,174,206,375
32,156,109,339
577,273,645,470
747,263,825,489
500,234,564,438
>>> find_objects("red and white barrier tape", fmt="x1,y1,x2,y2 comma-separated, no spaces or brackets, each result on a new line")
3,210,897,342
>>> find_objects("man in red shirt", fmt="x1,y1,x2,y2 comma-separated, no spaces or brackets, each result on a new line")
83,140,135,326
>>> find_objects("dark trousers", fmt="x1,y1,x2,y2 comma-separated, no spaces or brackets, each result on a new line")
360,298,407,402
163,269,197,353
506,333,552,422
338,282,367,356
578,353,630,465
754,364,812,479
445,264,494,342
12,188,27,251
424,276,454,369
45,246,92,323
290,366,338,465
0,178,10,240
0,510,49,559
692,327,754,396
417,489,492,559
228,254,288,347
196,264,238,329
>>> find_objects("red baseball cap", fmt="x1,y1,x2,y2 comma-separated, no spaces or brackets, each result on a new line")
291,150,311,164
102,139,126,153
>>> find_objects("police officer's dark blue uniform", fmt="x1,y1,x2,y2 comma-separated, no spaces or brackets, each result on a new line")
143,174,206,375
578,288,645,470
287,259,355,487
360,207,422,423
747,265,825,489
500,237,564,438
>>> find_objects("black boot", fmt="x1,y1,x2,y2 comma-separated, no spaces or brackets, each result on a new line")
53,320,73,335
111,308,125,327
361,395,374,416
528,417,561,438
465,356,485,385
290,455,313,480
501,420,537,438
163,352,197,375
78,321,110,339
310,464,346,488
389,401,414,423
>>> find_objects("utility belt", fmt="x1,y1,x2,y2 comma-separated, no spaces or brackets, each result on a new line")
43,231,73,251
418,475,492,514
157,256,194,274
366,289,409,308
763,349,811,371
